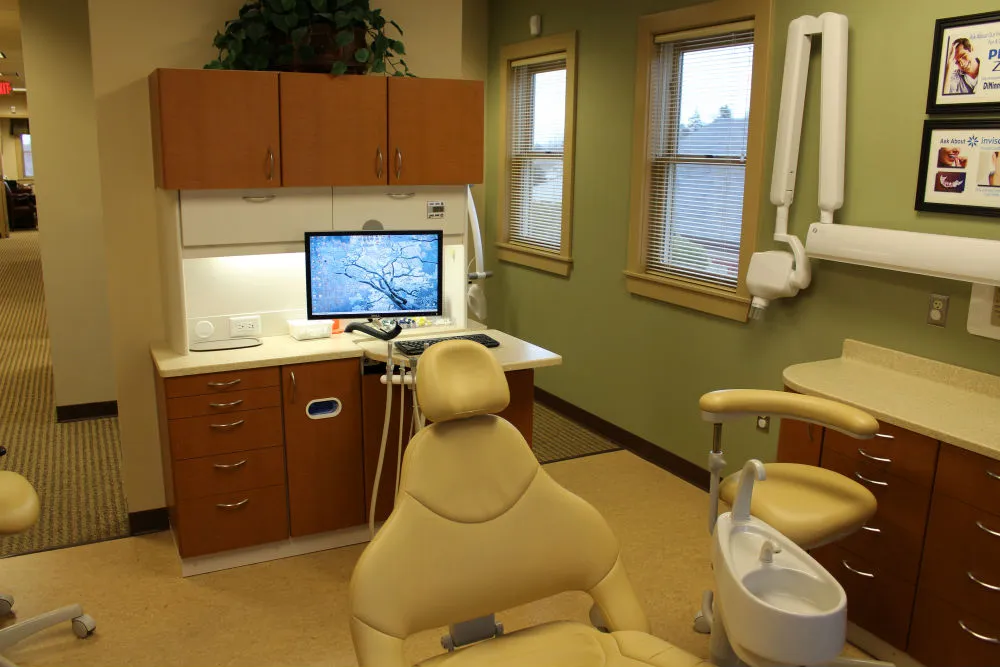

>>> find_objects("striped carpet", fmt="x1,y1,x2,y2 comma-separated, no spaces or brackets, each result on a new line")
532,401,620,464
0,231,127,557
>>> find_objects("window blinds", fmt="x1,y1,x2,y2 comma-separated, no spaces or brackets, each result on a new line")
645,27,754,289
507,54,567,253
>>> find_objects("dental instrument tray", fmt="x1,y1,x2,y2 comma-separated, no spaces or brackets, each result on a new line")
394,333,499,356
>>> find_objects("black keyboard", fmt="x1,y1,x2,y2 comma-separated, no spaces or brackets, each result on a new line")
394,333,500,356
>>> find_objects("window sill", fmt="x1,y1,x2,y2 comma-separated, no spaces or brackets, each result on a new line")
497,242,572,277
624,270,750,322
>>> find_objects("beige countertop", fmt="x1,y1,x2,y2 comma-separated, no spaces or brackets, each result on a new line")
152,328,561,378
784,340,1000,462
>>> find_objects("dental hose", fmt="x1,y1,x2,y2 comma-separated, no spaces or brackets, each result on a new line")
368,340,395,538
395,365,405,497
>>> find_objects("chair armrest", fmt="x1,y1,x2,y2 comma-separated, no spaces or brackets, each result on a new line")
699,389,878,438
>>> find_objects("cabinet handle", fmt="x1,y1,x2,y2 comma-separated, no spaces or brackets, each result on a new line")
216,498,250,510
854,471,889,487
958,620,1000,645
806,424,815,443
874,432,894,439
209,419,245,430
394,147,402,181
208,399,244,409
858,448,892,464
976,520,1000,538
862,525,882,534
207,378,241,388
242,195,276,203
376,146,384,179
841,560,875,578
266,148,275,181
289,370,297,403
987,470,1000,482
967,571,1000,592
213,459,248,470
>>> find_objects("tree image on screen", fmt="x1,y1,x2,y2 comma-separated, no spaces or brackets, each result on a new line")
310,234,440,316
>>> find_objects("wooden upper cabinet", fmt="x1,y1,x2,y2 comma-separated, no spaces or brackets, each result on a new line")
149,69,281,190
279,73,388,187
388,77,484,186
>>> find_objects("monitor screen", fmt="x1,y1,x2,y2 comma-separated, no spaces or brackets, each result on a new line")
306,231,443,319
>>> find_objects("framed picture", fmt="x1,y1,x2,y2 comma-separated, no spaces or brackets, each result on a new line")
915,119,1000,217
926,11,1000,114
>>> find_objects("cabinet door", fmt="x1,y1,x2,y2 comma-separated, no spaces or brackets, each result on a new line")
150,69,281,190
388,78,484,185
282,359,365,536
280,73,388,186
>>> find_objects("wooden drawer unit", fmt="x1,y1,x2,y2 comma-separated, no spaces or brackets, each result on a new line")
174,485,289,558
776,418,823,466
166,386,281,420
164,367,280,399
821,448,931,581
920,492,1000,623
813,542,916,650
173,447,286,502
168,407,283,460
935,444,1000,512
823,422,938,488
909,586,1000,667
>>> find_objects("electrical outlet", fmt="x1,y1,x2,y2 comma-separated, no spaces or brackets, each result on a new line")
229,315,261,338
927,294,949,327
756,415,770,433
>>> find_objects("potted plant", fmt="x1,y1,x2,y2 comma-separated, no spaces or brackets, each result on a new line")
206,0,412,76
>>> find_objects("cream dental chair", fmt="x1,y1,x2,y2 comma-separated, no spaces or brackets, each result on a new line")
350,341,710,667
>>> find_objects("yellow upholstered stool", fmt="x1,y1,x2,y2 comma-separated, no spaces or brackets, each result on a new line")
0,471,40,537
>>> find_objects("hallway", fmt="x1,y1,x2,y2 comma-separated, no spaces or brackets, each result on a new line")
0,231,126,556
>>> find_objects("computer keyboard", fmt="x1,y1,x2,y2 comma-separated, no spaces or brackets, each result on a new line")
394,333,500,356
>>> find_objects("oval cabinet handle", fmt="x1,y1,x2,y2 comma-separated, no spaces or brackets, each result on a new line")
207,378,241,388
209,399,244,409
987,470,1000,482
209,419,245,431
858,448,892,464
242,195,276,204
213,459,248,470
967,571,1000,592
976,520,1000,538
289,370,297,403
862,525,882,534
958,620,1000,644
854,471,889,487
841,560,875,579
394,147,402,181
216,498,250,510
266,147,275,181
376,146,384,179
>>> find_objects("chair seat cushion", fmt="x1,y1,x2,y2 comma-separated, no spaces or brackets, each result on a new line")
0,471,40,535
719,462,876,550
418,621,709,667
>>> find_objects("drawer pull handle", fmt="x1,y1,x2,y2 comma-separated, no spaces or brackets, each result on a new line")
976,520,1000,538
216,498,250,510
958,620,1000,645
858,448,892,464
213,459,248,470
242,195,276,203
207,379,242,388
988,470,1000,482
874,433,895,440
967,571,1000,592
854,472,888,487
841,560,875,578
862,525,882,534
289,370,297,403
208,399,244,409
209,419,245,430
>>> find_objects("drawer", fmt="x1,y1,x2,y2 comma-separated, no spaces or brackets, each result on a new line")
180,187,333,247
920,492,1000,622
837,507,923,584
166,386,281,420
164,367,280,399
813,542,915,650
935,444,1000,514
909,586,1000,667
823,422,938,489
168,407,283,460
175,485,289,558
775,418,823,466
173,447,286,501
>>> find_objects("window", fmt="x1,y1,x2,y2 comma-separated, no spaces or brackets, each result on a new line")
20,134,33,178
497,33,577,276
627,0,771,322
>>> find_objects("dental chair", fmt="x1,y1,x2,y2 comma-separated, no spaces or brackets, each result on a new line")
349,340,710,667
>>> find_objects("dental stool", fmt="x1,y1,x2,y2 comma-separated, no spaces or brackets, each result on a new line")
0,467,96,667
349,341,710,667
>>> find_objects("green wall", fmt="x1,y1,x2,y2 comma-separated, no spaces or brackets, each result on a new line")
484,0,1000,472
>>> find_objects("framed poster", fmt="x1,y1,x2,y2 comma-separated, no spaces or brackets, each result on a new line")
926,11,1000,114
915,119,1000,217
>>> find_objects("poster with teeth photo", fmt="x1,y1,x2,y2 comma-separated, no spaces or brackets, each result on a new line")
927,11,1000,114
916,120,1000,217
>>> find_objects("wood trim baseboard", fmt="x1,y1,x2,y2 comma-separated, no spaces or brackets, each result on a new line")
129,507,170,536
55,400,119,423
535,388,709,491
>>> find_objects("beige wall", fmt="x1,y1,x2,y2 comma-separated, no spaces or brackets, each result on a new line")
20,0,117,407
0,118,21,180
377,0,465,78
0,92,29,118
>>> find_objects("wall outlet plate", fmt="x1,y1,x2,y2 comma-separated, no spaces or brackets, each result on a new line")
927,294,949,327
229,314,261,338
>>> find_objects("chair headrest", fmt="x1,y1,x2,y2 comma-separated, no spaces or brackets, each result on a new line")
415,340,510,422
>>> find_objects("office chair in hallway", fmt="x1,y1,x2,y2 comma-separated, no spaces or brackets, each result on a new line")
0,447,96,667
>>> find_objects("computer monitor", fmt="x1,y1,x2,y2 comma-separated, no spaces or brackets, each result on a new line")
305,230,443,320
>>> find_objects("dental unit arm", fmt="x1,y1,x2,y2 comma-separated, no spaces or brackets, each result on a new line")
747,13,847,319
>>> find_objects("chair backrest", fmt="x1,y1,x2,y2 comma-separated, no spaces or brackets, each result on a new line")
349,342,648,663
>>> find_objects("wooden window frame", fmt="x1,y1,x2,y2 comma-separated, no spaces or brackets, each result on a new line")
626,0,772,322
496,32,578,277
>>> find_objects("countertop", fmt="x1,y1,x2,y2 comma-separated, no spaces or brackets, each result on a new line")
784,340,1000,461
151,328,561,378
